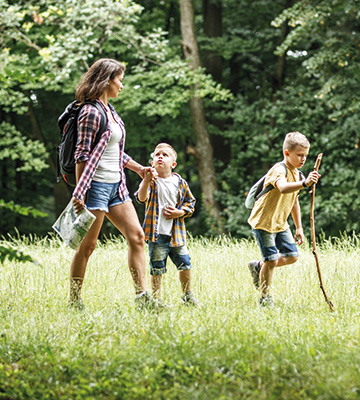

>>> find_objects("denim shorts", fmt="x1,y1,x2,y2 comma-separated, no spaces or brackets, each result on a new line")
148,234,192,276
252,228,299,262
85,180,131,213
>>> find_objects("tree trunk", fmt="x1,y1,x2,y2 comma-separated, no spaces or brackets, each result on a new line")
179,0,224,233
272,9,291,94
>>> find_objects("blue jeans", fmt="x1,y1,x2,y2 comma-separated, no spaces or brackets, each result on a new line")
85,180,131,213
252,228,299,262
148,234,192,276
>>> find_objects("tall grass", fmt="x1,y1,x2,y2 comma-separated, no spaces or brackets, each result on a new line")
0,234,359,399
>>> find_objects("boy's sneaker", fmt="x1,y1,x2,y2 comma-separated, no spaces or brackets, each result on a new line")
248,260,261,289
155,298,169,309
259,294,274,307
182,291,200,307
135,291,165,310
68,297,85,311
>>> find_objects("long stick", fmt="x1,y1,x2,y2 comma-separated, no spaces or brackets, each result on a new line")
309,153,334,311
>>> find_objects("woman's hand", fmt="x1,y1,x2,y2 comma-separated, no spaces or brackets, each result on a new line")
141,166,158,182
72,197,84,214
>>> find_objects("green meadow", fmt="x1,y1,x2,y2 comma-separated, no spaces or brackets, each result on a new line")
0,235,359,400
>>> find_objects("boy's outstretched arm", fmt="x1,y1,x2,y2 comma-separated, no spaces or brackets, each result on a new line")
137,169,156,202
291,198,305,245
276,170,321,194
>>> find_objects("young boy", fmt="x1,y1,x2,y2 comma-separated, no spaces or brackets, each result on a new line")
247,131,321,307
135,143,199,306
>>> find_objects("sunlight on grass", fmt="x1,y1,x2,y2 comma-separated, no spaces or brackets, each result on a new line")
0,234,359,399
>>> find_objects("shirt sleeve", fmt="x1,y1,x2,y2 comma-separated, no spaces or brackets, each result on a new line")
74,104,103,163
180,180,196,218
123,152,132,166
134,182,151,204
265,163,287,188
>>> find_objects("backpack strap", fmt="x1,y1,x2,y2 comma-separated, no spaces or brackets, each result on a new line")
299,170,306,182
298,170,309,194
254,162,288,201
83,101,108,149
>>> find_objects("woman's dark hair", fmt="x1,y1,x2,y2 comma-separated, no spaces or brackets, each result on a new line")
75,58,126,103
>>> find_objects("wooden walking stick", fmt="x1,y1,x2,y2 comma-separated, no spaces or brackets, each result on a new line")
309,153,334,311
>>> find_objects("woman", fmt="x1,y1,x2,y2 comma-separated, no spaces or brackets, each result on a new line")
70,58,155,309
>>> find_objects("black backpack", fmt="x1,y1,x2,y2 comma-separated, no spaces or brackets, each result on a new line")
56,100,108,186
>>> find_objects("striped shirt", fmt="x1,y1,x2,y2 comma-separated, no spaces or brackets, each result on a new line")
72,100,131,201
135,173,196,247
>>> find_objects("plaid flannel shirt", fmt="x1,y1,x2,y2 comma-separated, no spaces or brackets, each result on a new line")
72,100,131,201
135,173,196,247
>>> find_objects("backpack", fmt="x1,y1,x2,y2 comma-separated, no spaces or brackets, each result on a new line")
56,100,108,187
245,162,288,210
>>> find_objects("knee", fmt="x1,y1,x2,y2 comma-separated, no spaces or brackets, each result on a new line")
264,260,278,269
77,241,97,260
128,228,145,247
288,256,299,265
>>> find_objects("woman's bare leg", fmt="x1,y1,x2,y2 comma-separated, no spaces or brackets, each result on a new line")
107,201,147,294
69,210,105,301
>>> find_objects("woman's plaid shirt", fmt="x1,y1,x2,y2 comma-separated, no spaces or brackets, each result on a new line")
72,101,131,201
135,173,196,247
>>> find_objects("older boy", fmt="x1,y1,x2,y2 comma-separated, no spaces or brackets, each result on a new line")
135,143,199,306
248,132,320,306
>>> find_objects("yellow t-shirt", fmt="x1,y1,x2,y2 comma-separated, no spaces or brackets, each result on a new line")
248,162,300,233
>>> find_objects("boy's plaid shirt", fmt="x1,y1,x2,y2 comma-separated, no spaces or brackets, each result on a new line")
72,101,131,201
135,173,196,247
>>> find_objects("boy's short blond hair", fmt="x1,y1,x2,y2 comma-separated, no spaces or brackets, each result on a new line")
283,131,310,151
153,143,178,161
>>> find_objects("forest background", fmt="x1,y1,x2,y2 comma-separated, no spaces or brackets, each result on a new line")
1,0,359,241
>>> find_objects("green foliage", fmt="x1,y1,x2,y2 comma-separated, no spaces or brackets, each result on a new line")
0,245,35,264
0,0,359,238
0,200,47,218
268,0,360,237
0,236,359,398
0,86,28,114
0,122,48,172
0,203,46,264
212,0,360,237
118,61,232,118
0,0,232,237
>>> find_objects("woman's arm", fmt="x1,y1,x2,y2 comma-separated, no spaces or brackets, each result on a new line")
125,158,146,178
75,161,86,184
72,161,87,213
